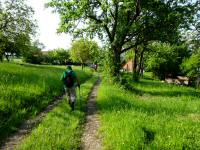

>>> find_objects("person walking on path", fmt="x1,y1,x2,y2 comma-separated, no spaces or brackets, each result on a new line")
61,66,80,111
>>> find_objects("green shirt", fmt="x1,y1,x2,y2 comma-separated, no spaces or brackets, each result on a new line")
61,69,78,87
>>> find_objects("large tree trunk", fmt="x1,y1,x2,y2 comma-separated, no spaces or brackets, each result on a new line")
0,49,3,62
0,54,3,62
196,77,200,88
5,54,9,62
110,46,121,78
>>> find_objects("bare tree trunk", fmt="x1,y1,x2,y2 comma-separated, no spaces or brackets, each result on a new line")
133,49,137,73
133,48,139,81
110,46,121,79
196,77,200,88
5,54,9,62
0,54,3,62
139,50,144,76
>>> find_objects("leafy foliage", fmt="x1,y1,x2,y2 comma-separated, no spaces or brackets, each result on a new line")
124,50,134,62
48,0,198,76
70,39,99,65
145,42,190,79
44,48,70,65
23,41,44,64
0,0,37,61
181,49,200,80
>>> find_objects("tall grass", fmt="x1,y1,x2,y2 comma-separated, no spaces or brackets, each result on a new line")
0,63,92,142
97,74,200,149
17,76,98,150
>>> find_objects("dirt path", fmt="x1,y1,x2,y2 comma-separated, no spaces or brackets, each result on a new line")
0,95,65,150
81,77,102,150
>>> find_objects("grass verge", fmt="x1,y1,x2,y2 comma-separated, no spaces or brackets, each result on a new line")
16,75,98,150
97,74,200,149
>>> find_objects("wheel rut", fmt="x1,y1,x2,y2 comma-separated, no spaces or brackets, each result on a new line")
0,95,64,150
81,77,102,150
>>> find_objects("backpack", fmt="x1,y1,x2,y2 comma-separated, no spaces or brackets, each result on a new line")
64,70,74,88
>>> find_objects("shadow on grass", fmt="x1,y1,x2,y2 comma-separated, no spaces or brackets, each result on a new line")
124,80,200,98
98,96,133,111
145,90,200,97
142,127,155,145
50,108,83,122
98,94,194,116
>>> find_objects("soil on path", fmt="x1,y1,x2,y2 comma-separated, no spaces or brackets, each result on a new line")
0,95,64,150
81,77,102,150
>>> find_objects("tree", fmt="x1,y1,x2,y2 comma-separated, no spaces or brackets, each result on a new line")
89,41,100,64
45,48,70,65
0,0,36,61
23,40,44,64
145,42,190,80
70,39,99,69
48,0,198,77
181,49,200,87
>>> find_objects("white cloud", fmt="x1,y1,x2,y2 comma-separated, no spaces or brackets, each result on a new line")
27,0,72,51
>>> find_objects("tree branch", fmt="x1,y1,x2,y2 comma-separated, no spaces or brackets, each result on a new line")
111,2,119,40
88,15,112,42
129,0,141,25
118,0,141,48
121,44,136,54
124,31,141,44
121,39,143,54
109,9,114,18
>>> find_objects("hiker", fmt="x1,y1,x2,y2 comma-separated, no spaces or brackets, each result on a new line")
94,63,98,72
61,66,80,111
91,63,98,72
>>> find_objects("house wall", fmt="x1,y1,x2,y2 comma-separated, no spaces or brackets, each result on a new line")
123,60,133,72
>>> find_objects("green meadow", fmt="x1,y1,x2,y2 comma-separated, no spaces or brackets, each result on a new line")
1,62,200,150
0,63,92,142
97,74,200,149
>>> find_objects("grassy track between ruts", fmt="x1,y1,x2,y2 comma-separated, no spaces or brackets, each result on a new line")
17,75,98,150
97,74,200,150
0,63,92,142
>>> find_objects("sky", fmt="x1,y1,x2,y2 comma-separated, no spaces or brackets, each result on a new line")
27,0,72,51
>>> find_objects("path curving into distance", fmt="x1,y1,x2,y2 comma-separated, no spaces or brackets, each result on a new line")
81,77,102,150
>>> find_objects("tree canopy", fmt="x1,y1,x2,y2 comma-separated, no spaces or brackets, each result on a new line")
46,48,70,65
70,39,99,68
48,0,198,77
23,40,44,64
181,49,200,82
0,0,37,61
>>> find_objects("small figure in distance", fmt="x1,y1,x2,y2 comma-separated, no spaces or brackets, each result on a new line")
94,63,98,72
61,65,80,111
90,63,98,72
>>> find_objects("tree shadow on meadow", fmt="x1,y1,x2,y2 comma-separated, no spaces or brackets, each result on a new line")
126,80,200,98
98,95,190,116
145,90,200,98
